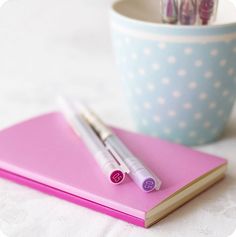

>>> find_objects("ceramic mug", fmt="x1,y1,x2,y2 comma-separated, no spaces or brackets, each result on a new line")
110,0,236,146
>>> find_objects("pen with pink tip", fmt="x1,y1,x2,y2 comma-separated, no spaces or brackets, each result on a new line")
58,97,128,185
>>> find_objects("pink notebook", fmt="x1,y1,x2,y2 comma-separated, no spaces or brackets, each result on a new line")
0,112,227,228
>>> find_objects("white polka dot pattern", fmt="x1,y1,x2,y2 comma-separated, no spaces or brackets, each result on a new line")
113,34,236,146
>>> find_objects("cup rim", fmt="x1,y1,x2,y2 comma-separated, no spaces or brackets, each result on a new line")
111,0,236,30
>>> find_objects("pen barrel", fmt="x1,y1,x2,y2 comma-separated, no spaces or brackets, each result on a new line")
85,113,111,141
74,101,112,140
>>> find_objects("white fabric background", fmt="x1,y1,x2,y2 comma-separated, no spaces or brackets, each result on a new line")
0,0,236,236
230,229,236,237
0,0,7,8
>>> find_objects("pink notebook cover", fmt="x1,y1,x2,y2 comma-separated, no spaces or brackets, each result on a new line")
0,112,227,227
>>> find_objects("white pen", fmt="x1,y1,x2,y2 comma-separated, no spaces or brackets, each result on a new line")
58,97,127,185
74,101,162,192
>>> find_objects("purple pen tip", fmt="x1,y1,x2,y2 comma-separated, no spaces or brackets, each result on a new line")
143,178,156,192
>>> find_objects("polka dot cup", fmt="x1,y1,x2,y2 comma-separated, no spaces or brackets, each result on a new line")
110,0,236,146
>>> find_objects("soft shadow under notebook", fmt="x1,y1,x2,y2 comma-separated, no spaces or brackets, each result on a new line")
0,112,227,228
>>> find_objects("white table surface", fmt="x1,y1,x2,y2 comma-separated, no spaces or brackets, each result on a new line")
0,0,236,236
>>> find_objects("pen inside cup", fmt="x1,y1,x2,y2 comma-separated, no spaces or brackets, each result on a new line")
161,0,179,24
179,0,197,25
161,0,219,25
198,0,217,25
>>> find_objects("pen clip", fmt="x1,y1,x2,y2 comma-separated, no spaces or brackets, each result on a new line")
105,142,130,174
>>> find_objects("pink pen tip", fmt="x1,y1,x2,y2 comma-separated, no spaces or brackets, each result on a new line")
110,170,125,184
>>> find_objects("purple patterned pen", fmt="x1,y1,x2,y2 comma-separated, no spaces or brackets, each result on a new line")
161,0,178,24
199,0,215,25
179,0,197,25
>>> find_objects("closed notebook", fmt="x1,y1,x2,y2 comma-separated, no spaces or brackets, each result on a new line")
0,112,227,228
